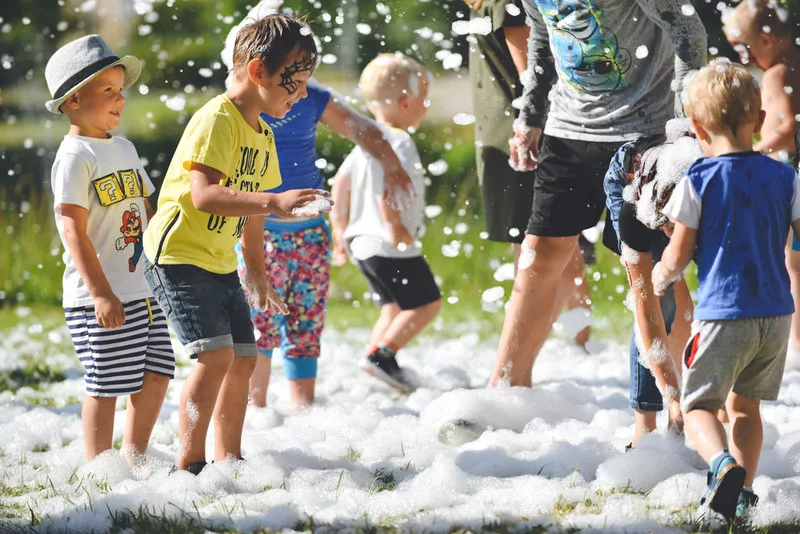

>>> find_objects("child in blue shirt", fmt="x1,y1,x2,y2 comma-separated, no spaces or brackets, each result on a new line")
653,58,800,519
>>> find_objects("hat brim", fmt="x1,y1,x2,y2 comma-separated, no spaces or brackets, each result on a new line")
45,55,142,114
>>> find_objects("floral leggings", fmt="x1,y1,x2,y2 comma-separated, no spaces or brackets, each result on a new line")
236,218,331,380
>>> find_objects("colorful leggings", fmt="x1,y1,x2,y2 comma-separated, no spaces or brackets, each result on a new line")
236,217,331,380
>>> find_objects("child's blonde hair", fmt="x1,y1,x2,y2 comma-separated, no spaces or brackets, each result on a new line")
724,0,792,41
359,53,429,113
684,58,761,133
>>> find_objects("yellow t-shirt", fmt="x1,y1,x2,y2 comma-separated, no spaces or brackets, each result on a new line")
144,94,281,274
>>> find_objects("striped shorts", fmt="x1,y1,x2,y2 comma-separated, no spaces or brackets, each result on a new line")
65,298,175,397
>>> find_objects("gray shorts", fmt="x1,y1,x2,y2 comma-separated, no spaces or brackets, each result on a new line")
681,316,790,412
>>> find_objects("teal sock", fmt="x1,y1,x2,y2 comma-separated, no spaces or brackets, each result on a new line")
710,449,730,473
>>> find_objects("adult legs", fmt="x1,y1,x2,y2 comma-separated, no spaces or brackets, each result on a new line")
490,234,579,386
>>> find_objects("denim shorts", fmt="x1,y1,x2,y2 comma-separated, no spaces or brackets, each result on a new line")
143,257,256,358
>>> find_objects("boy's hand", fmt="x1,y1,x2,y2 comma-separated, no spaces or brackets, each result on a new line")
331,228,348,267
271,189,333,218
244,272,288,315
509,122,541,172
668,402,684,435
651,263,671,296
94,294,125,329
332,240,348,267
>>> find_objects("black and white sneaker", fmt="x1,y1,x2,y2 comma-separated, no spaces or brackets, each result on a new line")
359,352,415,393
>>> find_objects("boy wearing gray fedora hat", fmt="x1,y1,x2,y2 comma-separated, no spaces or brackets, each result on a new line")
45,34,175,464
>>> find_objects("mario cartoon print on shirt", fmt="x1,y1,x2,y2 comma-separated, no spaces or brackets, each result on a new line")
116,203,144,272
536,0,631,94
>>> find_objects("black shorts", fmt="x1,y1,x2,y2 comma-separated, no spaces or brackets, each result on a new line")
479,146,535,244
527,135,623,237
357,255,441,310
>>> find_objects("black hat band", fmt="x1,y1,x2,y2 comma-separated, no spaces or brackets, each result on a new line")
53,55,122,100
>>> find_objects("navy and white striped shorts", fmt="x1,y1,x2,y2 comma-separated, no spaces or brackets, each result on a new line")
65,298,175,397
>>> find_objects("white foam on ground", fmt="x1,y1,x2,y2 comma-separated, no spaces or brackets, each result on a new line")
1,321,800,531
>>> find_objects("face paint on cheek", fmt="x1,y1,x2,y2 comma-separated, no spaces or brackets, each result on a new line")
278,60,313,95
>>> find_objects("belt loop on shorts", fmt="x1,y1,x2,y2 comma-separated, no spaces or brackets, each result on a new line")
145,298,154,325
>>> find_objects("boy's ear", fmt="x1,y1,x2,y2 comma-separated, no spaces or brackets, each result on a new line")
688,116,710,142
754,109,767,135
246,58,267,86
63,93,80,111
398,93,409,109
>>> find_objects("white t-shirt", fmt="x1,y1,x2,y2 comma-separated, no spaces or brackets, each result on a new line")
51,135,155,307
340,126,426,259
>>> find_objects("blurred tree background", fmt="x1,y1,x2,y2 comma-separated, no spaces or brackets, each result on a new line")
0,0,741,324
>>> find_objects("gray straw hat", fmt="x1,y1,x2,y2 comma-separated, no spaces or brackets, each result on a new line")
44,34,141,114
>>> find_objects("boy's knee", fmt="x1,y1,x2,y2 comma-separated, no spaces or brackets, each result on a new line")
229,356,257,378
726,393,761,416
144,372,171,386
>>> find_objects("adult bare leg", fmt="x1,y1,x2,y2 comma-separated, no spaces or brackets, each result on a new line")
489,234,579,386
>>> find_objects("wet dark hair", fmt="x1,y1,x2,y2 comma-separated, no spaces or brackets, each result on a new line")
232,14,318,79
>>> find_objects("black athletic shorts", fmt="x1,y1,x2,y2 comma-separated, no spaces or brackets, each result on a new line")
357,255,441,310
527,135,623,237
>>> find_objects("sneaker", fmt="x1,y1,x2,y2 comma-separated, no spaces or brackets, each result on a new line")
359,352,415,393
736,488,759,517
169,461,207,476
700,455,746,520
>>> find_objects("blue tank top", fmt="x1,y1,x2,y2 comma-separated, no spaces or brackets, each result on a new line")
260,79,331,230
260,78,331,193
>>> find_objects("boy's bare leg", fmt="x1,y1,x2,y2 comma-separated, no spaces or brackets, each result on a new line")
123,372,170,454
632,410,658,446
684,408,729,463
213,355,256,462
786,238,800,350
490,235,578,387
668,279,693,376
380,299,442,349
249,354,272,408
369,303,400,347
177,347,233,469
82,396,117,461
726,393,762,486
288,378,315,408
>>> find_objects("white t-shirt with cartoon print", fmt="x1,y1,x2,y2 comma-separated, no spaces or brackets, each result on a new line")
51,134,155,308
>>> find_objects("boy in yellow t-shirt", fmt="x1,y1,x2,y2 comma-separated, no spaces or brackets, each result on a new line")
143,14,329,475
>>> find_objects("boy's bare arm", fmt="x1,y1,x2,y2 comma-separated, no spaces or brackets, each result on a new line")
378,198,414,248
144,198,155,222
329,172,351,266
60,204,125,328
754,66,797,155
624,248,683,428
652,222,697,295
189,162,327,218
320,96,414,203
